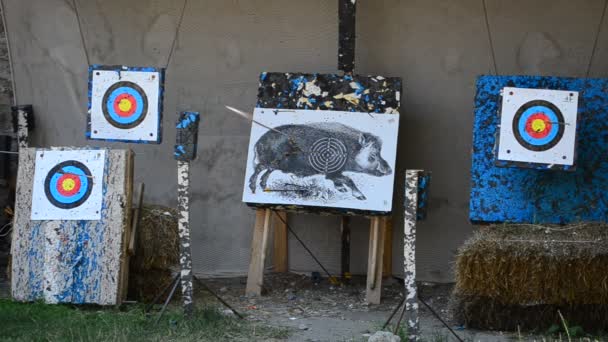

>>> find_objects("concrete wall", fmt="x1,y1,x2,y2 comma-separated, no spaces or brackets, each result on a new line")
4,0,608,282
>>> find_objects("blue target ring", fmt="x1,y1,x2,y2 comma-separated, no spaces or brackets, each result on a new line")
44,161,93,209
102,81,148,129
512,100,565,151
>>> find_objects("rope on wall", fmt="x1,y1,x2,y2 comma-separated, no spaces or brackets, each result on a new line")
71,0,188,69
482,0,498,75
586,0,608,77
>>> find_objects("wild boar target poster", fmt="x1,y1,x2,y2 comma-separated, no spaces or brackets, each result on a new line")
243,108,399,213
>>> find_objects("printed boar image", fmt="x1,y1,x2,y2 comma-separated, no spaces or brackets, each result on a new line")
249,122,392,200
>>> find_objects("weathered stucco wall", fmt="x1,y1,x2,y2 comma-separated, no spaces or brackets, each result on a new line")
4,0,608,281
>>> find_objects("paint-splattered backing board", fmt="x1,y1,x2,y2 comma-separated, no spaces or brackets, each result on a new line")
87,65,164,144
31,150,105,220
243,108,399,213
11,148,134,305
247,72,402,216
470,75,608,224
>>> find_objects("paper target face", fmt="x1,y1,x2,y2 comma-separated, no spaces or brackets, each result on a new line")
497,87,578,167
88,66,163,143
31,150,106,220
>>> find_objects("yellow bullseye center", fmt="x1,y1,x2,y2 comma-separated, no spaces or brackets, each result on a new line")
62,179,76,191
531,119,546,133
118,98,132,112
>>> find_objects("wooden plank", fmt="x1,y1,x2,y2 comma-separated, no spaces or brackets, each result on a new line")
272,211,288,273
11,148,130,305
128,183,145,256
246,209,271,296
366,216,385,304
117,150,134,304
382,217,393,277
403,170,421,341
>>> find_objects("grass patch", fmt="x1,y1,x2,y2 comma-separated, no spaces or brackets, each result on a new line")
0,299,289,341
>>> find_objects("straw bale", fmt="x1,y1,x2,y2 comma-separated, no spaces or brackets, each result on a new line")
130,204,179,271
454,223,608,306
128,204,179,302
450,294,608,331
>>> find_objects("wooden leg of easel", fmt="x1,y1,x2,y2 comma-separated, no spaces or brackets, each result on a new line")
246,209,272,296
272,211,288,273
382,217,392,277
366,216,385,304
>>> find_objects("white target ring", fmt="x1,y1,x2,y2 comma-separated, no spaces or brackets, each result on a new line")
307,137,348,174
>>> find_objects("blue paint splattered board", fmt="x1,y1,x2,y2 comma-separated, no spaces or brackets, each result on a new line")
11,148,133,305
470,75,608,224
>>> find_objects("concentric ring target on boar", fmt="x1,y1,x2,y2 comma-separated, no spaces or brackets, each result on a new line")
87,65,164,143
243,72,401,215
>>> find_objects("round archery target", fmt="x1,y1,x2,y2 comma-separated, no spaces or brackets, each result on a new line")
102,81,148,129
44,160,93,209
512,100,565,152
308,137,348,174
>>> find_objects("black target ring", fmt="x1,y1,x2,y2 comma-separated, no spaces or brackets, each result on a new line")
102,81,149,129
307,137,348,174
512,99,565,152
44,161,93,209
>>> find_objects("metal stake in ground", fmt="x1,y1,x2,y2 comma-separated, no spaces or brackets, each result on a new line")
174,111,201,315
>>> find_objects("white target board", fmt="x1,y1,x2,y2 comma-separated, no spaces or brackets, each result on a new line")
87,65,164,143
496,87,579,168
243,108,399,213
31,150,106,220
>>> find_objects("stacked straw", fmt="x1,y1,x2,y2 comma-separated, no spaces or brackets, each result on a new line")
451,223,608,331
128,205,179,302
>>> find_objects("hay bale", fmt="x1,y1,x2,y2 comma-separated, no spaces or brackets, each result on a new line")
128,204,179,301
450,295,608,331
130,204,179,272
453,223,608,330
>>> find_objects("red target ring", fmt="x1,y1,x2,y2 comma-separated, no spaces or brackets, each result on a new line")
524,112,552,139
112,93,137,117
56,174,82,197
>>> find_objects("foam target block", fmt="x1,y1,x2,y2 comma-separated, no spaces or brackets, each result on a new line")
495,87,579,170
31,150,105,220
87,65,164,143
470,75,608,224
174,111,200,162
257,72,401,114
11,147,133,305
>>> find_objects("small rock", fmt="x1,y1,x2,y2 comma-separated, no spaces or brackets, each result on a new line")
368,331,401,342
221,309,235,317
298,323,309,330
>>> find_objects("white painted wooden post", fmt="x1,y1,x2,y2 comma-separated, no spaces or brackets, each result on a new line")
174,111,200,315
177,160,194,314
403,170,420,341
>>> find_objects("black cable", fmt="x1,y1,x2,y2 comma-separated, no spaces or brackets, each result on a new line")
418,295,464,342
273,211,339,283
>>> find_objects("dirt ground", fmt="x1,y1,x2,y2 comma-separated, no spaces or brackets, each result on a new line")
201,273,512,341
